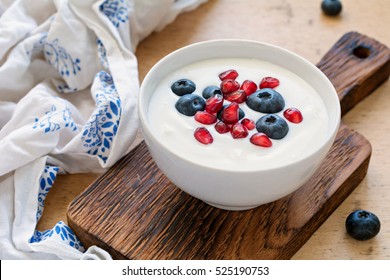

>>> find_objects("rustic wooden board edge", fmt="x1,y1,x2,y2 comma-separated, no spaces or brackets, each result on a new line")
318,31,390,115
67,142,148,260
67,124,372,260
280,143,372,259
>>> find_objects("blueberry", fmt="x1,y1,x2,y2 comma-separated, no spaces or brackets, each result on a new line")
345,210,381,241
202,85,222,99
175,94,205,116
256,114,289,139
321,0,342,16
171,79,196,96
246,89,285,113
217,104,245,121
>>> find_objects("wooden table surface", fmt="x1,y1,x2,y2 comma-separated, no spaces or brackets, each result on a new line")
37,0,390,259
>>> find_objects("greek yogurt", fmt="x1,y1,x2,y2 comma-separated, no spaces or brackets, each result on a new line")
147,58,329,171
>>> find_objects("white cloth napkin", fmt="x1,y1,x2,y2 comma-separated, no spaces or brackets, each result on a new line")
0,0,206,260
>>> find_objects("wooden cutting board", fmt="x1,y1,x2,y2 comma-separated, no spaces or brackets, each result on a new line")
67,32,390,259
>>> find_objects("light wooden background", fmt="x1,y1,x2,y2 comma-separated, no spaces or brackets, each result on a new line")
37,0,390,259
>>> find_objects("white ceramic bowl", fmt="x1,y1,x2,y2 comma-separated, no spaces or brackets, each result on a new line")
139,40,340,211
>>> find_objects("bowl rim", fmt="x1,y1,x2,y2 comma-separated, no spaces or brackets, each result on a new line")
139,39,341,172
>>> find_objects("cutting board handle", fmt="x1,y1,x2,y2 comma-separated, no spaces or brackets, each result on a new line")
316,31,390,116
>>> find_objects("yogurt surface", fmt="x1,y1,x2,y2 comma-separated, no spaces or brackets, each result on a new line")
147,58,329,171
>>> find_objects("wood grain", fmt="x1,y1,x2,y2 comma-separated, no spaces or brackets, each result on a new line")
67,32,389,259
317,31,390,115
68,125,370,259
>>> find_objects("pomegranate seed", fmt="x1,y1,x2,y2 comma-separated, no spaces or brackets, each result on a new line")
225,90,247,104
214,121,230,134
240,80,257,96
250,133,272,147
205,94,224,114
194,111,217,125
221,102,239,124
230,123,248,139
220,79,240,95
218,69,238,81
194,127,213,144
259,77,280,89
241,118,255,130
283,107,303,123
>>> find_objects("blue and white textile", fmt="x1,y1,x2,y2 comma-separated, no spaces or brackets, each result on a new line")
0,0,206,259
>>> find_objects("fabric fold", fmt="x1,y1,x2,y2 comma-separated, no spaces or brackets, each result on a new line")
0,0,207,259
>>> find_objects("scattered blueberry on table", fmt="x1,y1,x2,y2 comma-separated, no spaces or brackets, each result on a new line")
345,210,381,241
321,0,342,16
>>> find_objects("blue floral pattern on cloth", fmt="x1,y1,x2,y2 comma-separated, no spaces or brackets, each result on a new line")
26,32,47,56
28,32,81,77
36,165,59,222
99,0,129,28
97,39,109,70
44,38,81,77
30,221,85,251
32,100,78,133
81,71,121,163
30,166,85,251
56,82,78,94
27,32,81,93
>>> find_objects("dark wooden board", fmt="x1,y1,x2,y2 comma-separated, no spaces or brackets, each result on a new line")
67,32,390,259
